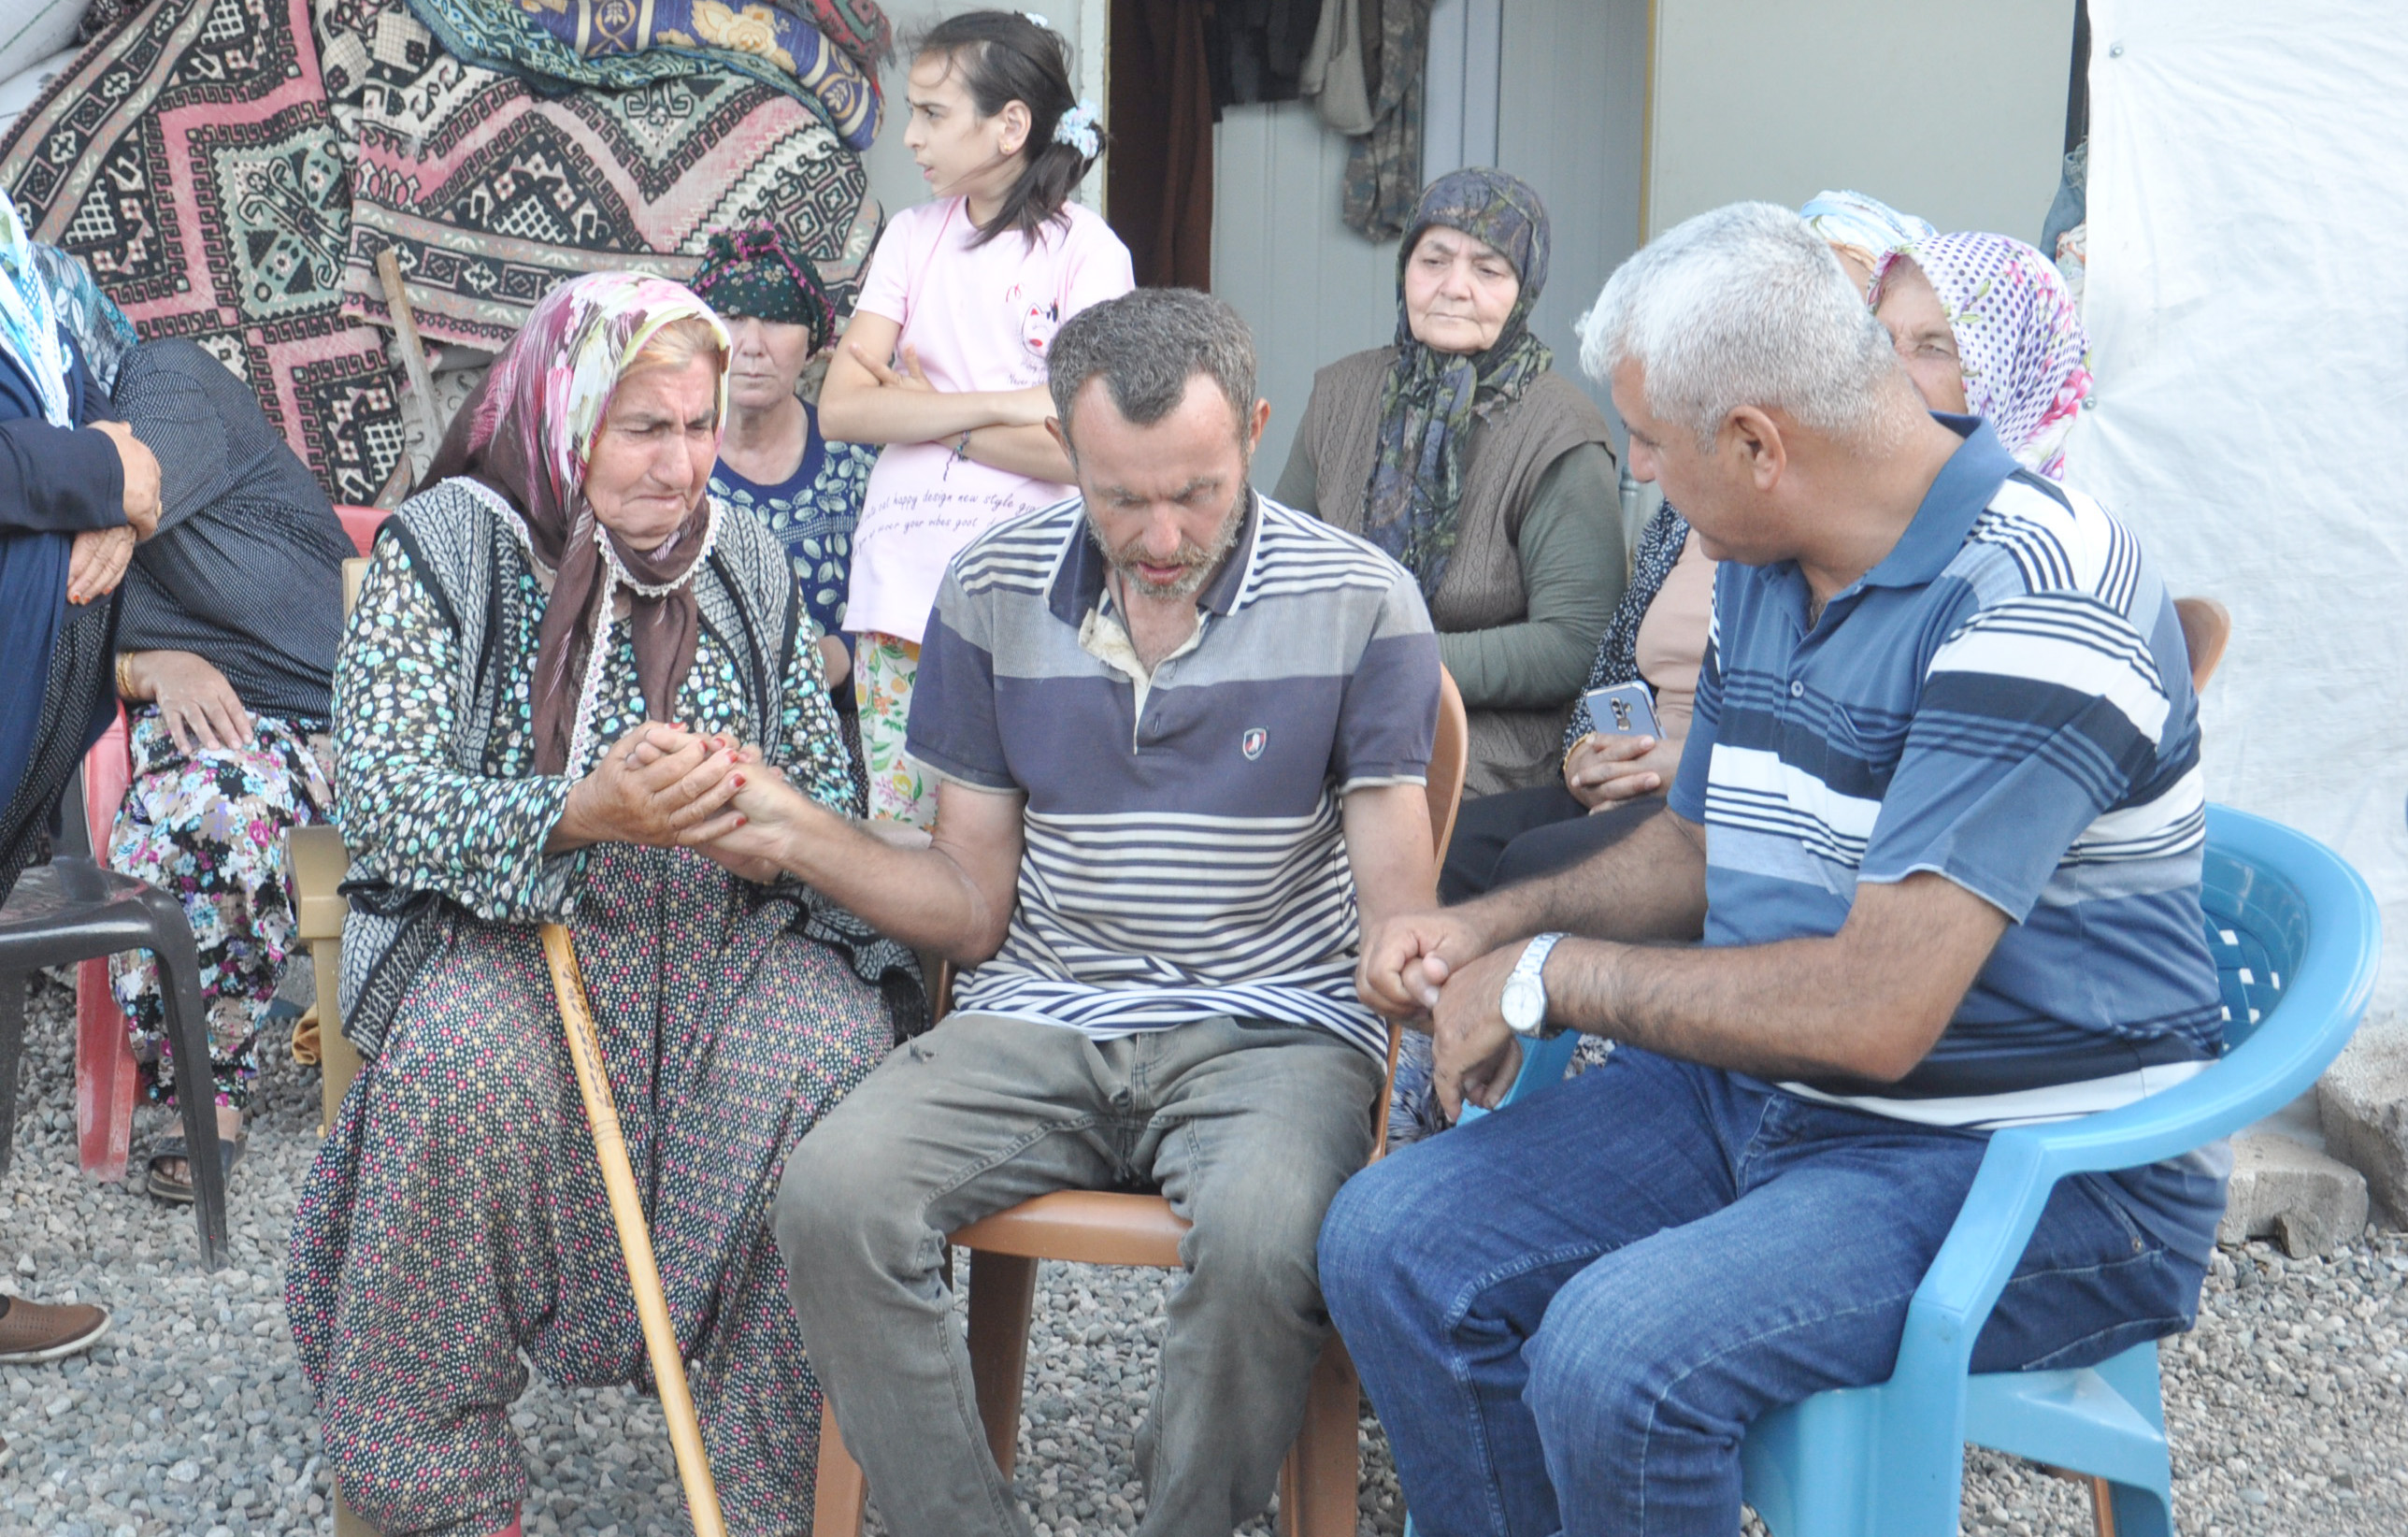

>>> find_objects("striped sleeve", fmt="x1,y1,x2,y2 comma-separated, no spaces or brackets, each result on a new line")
1858,591,2172,920
1332,567,1440,790
906,570,1016,791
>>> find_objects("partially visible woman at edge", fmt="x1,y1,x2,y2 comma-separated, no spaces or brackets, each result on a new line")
1276,168,1622,798
286,273,916,1537
695,223,879,795
815,8,1133,826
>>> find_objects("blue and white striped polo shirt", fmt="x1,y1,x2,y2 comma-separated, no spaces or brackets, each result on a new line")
1670,417,2224,1128
907,492,1441,1058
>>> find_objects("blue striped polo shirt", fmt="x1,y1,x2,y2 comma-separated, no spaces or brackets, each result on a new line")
907,492,1440,1057
1670,417,2224,1128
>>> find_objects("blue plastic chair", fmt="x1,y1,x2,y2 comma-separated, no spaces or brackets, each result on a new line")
1414,805,2380,1537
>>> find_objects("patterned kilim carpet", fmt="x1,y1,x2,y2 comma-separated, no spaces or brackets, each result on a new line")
318,0,882,350
0,0,409,506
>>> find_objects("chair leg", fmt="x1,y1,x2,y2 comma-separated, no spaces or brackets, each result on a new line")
1280,1334,1362,1537
309,938,359,1135
0,969,24,1180
72,956,136,1182
810,1404,870,1537
2089,1475,2117,1537
136,886,226,1269
965,1249,1040,1480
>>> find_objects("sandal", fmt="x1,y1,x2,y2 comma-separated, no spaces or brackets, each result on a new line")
145,1137,243,1206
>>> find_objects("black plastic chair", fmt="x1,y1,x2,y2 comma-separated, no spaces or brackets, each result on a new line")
0,854,227,1269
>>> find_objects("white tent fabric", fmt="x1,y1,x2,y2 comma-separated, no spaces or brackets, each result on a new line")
2071,0,2408,1024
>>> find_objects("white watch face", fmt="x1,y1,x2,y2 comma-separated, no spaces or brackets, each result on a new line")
1502,974,1543,1035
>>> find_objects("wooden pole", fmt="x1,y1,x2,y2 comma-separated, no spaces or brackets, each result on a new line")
375,246,447,470
539,924,729,1537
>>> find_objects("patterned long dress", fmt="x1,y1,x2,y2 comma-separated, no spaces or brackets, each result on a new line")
287,483,896,1537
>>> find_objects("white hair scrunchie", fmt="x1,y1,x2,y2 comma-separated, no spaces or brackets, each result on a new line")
1054,98,1100,158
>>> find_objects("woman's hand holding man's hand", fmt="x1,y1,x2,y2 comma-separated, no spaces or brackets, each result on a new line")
549,723,751,855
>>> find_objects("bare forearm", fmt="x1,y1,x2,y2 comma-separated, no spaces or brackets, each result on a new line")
1460,807,1708,951
1538,869,2006,1083
767,803,1010,961
962,423,1074,483
1546,934,1929,1082
817,384,1049,447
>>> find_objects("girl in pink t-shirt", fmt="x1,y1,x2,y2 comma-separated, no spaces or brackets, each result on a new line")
819,10,1134,825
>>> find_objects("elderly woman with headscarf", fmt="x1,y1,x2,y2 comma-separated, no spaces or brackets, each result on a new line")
1275,167,1622,797
1871,229,2094,479
286,273,915,1537
694,223,879,694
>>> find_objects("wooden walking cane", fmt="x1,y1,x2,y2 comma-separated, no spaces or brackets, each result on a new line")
539,923,731,1537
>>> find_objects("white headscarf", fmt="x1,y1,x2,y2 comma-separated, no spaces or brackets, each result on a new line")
0,189,73,426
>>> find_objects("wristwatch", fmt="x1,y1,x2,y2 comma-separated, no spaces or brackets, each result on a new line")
1500,932,1568,1041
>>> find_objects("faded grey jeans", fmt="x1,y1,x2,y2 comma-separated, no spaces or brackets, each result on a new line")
776,1010,1385,1537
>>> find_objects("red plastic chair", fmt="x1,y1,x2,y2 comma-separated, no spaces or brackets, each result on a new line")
71,505,388,1181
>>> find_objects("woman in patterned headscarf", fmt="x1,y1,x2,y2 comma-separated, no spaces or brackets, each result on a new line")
1873,231,2094,479
1277,167,1622,797
694,223,877,697
287,271,915,1537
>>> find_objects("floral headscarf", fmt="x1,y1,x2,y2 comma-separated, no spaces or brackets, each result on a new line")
1363,167,1553,597
1799,189,1935,293
423,271,732,775
691,223,839,352
1877,232,2093,480
0,189,74,426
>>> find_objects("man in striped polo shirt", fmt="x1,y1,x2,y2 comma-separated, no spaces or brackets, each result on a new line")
748,289,1442,1537
1321,204,2227,1536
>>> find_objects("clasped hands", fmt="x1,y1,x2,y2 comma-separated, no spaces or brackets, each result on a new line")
1358,909,1561,1122
66,419,164,605
552,723,805,881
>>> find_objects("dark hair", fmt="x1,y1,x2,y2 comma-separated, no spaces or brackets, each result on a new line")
1049,289,1258,447
911,10,1100,247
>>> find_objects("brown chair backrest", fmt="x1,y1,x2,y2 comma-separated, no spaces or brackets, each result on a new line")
1426,666,1469,868
2174,596,2231,692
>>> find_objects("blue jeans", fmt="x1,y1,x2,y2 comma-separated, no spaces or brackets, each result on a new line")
1318,1047,2208,1537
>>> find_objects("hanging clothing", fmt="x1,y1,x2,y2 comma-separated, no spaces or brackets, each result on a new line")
1340,0,1434,241
1208,0,1323,106
1298,0,1373,134
1108,0,1216,289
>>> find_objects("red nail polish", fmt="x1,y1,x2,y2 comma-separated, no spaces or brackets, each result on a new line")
732,774,746,788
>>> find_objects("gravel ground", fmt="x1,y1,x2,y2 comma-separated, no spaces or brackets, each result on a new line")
7,968,2408,1536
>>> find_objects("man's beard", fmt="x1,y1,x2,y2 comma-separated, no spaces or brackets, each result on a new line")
1093,488,1250,602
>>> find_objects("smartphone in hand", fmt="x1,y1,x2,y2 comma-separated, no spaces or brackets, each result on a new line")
1584,681,1661,740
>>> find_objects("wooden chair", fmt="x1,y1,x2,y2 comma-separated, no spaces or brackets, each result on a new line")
811,668,1471,1537
2172,596,2231,692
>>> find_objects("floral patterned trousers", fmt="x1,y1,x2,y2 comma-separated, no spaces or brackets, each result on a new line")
107,707,334,1111
853,630,936,826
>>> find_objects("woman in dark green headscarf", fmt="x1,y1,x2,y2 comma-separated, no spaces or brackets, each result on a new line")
694,222,877,693
1276,167,1623,797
